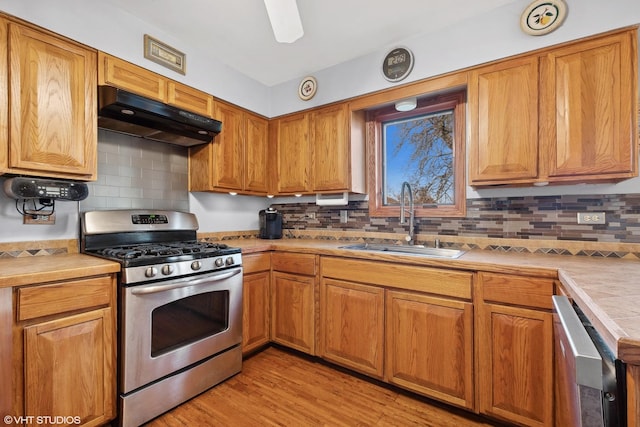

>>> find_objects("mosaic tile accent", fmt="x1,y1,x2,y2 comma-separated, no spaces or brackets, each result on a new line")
269,193,640,259
0,240,77,258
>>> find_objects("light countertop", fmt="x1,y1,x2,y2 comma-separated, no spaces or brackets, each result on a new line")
1,240,638,364
231,238,640,364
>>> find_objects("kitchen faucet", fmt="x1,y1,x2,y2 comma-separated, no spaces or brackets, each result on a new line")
400,181,415,245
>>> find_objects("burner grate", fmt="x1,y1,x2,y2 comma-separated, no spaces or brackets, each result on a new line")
95,241,231,261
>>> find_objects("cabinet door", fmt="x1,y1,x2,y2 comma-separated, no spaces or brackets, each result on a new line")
98,52,166,101
167,81,214,117
210,101,245,190
274,113,310,194
24,308,115,426
386,290,474,410
242,271,270,354
8,23,97,179
244,113,270,193
468,56,539,185
541,30,637,181
311,103,350,192
478,303,553,426
271,271,315,354
320,278,384,378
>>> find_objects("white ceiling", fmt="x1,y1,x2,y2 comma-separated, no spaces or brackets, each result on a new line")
103,0,516,87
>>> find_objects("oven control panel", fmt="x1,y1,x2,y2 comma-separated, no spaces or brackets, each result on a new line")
132,214,169,225
121,253,243,285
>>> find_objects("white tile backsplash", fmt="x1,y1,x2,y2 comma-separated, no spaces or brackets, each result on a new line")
80,130,189,212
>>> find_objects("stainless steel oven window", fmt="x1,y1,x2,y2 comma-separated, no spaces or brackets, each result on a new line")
151,290,230,356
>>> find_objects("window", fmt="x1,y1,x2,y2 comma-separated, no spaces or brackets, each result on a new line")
367,91,466,218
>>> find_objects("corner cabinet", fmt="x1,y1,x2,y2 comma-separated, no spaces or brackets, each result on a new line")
476,272,555,427
14,274,117,427
0,19,97,180
469,27,638,186
189,101,269,194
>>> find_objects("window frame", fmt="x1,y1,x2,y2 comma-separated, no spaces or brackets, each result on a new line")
366,90,467,218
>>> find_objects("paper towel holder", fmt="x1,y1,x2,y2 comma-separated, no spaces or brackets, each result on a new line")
316,192,349,206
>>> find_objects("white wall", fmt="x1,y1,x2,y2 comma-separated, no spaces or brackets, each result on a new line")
267,0,640,116
0,0,638,243
0,0,270,115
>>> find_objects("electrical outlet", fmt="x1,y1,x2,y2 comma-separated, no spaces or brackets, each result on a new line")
577,212,605,224
339,210,348,223
306,212,316,220
23,213,56,225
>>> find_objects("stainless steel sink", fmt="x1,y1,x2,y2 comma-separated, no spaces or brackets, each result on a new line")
338,243,465,259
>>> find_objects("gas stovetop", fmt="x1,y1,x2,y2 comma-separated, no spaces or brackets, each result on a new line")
88,241,240,267
80,209,243,285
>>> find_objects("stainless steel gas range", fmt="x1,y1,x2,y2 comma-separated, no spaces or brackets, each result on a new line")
81,210,242,427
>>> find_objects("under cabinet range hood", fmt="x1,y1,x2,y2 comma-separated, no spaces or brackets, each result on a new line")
97,86,222,147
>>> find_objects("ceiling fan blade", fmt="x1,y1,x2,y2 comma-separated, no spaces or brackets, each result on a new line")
263,0,304,43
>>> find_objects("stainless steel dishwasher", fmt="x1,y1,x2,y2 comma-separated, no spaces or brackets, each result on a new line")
552,295,627,426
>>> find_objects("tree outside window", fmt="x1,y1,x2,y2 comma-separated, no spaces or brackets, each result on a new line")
367,91,466,218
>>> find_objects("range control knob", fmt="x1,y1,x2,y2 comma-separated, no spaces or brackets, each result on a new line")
161,265,174,275
145,267,158,278
225,257,235,266
214,258,224,267
191,261,202,271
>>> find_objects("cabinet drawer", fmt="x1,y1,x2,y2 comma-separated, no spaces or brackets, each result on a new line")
272,252,316,276
17,275,114,321
243,252,271,274
98,52,166,101
167,81,214,117
321,257,472,300
479,272,554,309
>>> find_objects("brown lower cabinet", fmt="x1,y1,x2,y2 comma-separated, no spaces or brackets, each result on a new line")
386,290,474,410
13,274,117,427
477,272,555,427
244,253,560,426
270,252,317,355
242,252,271,354
319,256,475,410
320,278,385,378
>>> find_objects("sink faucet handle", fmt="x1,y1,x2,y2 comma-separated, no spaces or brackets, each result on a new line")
404,235,412,243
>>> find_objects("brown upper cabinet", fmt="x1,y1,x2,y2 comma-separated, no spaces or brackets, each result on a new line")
189,101,269,194
271,111,310,194
0,18,98,180
98,52,214,118
469,27,638,186
270,102,365,196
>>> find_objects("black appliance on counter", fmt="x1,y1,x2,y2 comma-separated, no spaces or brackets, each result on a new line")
259,207,282,239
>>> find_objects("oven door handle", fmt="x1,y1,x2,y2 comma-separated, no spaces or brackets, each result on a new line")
130,268,242,295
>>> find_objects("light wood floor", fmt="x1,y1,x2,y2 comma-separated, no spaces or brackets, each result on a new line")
146,346,504,427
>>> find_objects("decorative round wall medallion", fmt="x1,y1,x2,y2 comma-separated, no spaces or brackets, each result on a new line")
298,76,317,101
520,0,567,36
381,46,414,83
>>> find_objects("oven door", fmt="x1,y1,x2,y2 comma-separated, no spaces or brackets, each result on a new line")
120,266,242,394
